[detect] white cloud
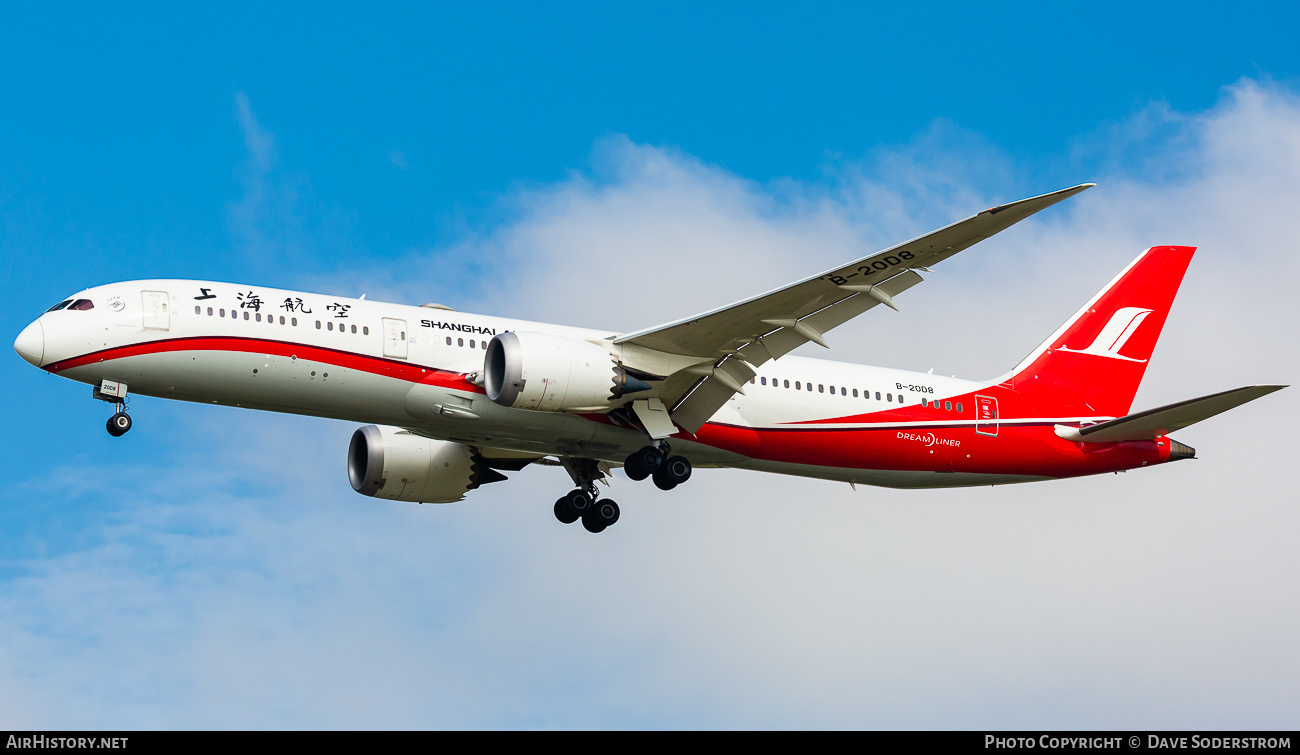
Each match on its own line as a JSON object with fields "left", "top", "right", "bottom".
{"left": 4, "top": 79, "right": 1298, "bottom": 728}
{"left": 226, "top": 92, "right": 310, "bottom": 277}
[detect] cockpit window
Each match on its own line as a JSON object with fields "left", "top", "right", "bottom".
{"left": 45, "top": 300, "right": 73, "bottom": 312}
{"left": 68, "top": 299, "right": 95, "bottom": 311}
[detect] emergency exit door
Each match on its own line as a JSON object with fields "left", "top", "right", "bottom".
{"left": 383, "top": 318, "right": 408, "bottom": 359}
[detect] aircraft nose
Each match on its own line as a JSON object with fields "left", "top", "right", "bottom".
{"left": 14, "top": 320, "right": 44, "bottom": 367}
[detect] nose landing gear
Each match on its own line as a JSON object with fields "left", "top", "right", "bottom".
{"left": 94, "top": 380, "right": 132, "bottom": 437}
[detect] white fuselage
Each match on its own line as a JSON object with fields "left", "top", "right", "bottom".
{"left": 21, "top": 279, "right": 1078, "bottom": 488}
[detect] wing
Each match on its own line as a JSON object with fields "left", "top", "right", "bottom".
{"left": 615, "top": 184, "right": 1094, "bottom": 433}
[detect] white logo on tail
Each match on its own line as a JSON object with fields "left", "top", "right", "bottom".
{"left": 1058, "top": 307, "right": 1153, "bottom": 362}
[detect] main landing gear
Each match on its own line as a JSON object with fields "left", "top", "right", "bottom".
{"left": 623, "top": 444, "right": 692, "bottom": 491}
{"left": 550, "top": 445, "right": 693, "bottom": 534}
{"left": 553, "top": 457, "right": 622, "bottom": 534}
{"left": 94, "top": 380, "right": 133, "bottom": 438}
{"left": 553, "top": 487, "right": 621, "bottom": 534}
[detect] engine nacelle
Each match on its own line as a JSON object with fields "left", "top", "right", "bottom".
{"left": 484, "top": 331, "right": 639, "bottom": 412}
{"left": 348, "top": 425, "right": 491, "bottom": 503}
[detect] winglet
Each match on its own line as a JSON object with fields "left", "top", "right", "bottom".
{"left": 985, "top": 183, "right": 1094, "bottom": 216}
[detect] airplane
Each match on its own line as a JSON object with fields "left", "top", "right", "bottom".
{"left": 13, "top": 184, "right": 1285, "bottom": 533}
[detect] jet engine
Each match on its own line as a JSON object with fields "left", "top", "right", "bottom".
{"left": 348, "top": 425, "right": 504, "bottom": 503}
{"left": 483, "top": 331, "right": 649, "bottom": 412}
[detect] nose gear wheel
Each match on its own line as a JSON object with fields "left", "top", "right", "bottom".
{"left": 106, "top": 410, "right": 132, "bottom": 437}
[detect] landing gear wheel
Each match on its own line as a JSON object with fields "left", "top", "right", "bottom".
{"left": 624, "top": 446, "right": 663, "bottom": 481}
{"left": 581, "top": 511, "right": 607, "bottom": 533}
{"left": 106, "top": 412, "right": 132, "bottom": 437}
{"left": 554, "top": 497, "right": 580, "bottom": 525}
{"left": 661, "top": 455, "right": 691, "bottom": 484}
{"left": 560, "top": 488, "right": 593, "bottom": 517}
{"left": 652, "top": 468, "right": 678, "bottom": 491}
{"left": 592, "top": 499, "right": 620, "bottom": 527}
{"left": 624, "top": 457, "right": 649, "bottom": 481}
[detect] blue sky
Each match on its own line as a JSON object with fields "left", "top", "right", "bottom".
{"left": 3, "top": 3, "right": 1299, "bottom": 728}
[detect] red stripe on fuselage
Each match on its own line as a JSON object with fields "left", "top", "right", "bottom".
{"left": 45, "top": 336, "right": 1168, "bottom": 478}
{"left": 44, "top": 336, "right": 485, "bottom": 392}
{"left": 694, "top": 421, "right": 1169, "bottom": 478}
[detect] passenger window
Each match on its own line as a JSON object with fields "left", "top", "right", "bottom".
{"left": 280, "top": 316, "right": 286, "bottom": 325}
{"left": 243, "top": 312, "right": 249, "bottom": 320}
{"left": 944, "top": 401, "right": 952, "bottom": 411}
{"left": 328, "top": 321, "right": 334, "bottom": 331}
{"left": 921, "top": 398, "right": 928, "bottom": 407}
{"left": 469, "top": 339, "right": 475, "bottom": 348}
{"left": 852, "top": 389, "right": 858, "bottom": 397}
{"left": 351, "top": 324, "right": 357, "bottom": 334}
{"left": 760, "top": 377, "right": 766, "bottom": 386}
{"left": 784, "top": 380, "right": 790, "bottom": 388}
{"left": 255, "top": 313, "right": 261, "bottom": 322}
{"left": 841, "top": 387, "right": 846, "bottom": 396}
{"left": 363, "top": 326, "right": 369, "bottom": 335}
{"left": 446, "top": 337, "right": 452, "bottom": 345}
{"left": 897, "top": 394, "right": 904, "bottom": 404}
{"left": 795, "top": 381, "right": 801, "bottom": 390}
{"left": 956, "top": 403, "right": 963, "bottom": 413}
{"left": 220, "top": 309, "right": 225, "bottom": 317}
{"left": 208, "top": 307, "right": 214, "bottom": 316}
{"left": 818, "top": 384, "right": 824, "bottom": 393}
{"left": 481, "top": 341, "right": 487, "bottom": 349}
{"left": 315, "top": 320, "right": 321, "bottom": 329}
{"left": 292, "top": 317, "right": 298, "bottom": 326}
{"left": 194, "top": 306, "right": 201, "bottom": 314}
{"left": 875, "top": 392, "right": 881, "bottom": 400}
{"left": 458, "top": 338, "right": 464, "bottom": 347}
{"left": 887, "top": 393, "right": 893, "bottom": 402}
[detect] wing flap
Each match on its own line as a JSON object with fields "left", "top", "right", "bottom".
{"left": 1054, "top": 385, "right": 1286, "bottom": 443}
{"left": 667, "top": 270, "right": 926, "bottom": 433}
{"left": 669, "top": 357, "right": 758, "bottom": 434}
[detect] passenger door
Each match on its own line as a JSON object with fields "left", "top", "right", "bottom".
{"left": 383, "top": 318, "right": 408, "bottom": 359}
{"left": 142, "top": 290, "right": 170, "bottom": 331}
{"left": 975, "top": 395, "right": 999, "bottom": 436}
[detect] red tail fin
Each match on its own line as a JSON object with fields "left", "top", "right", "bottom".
{"left": 1001, "top": 246, "right": 1196, "bottom": 417}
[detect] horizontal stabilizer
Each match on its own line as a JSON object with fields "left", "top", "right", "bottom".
{"left": 1055, "top": 385, "right": 1286, "bottom": 443}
